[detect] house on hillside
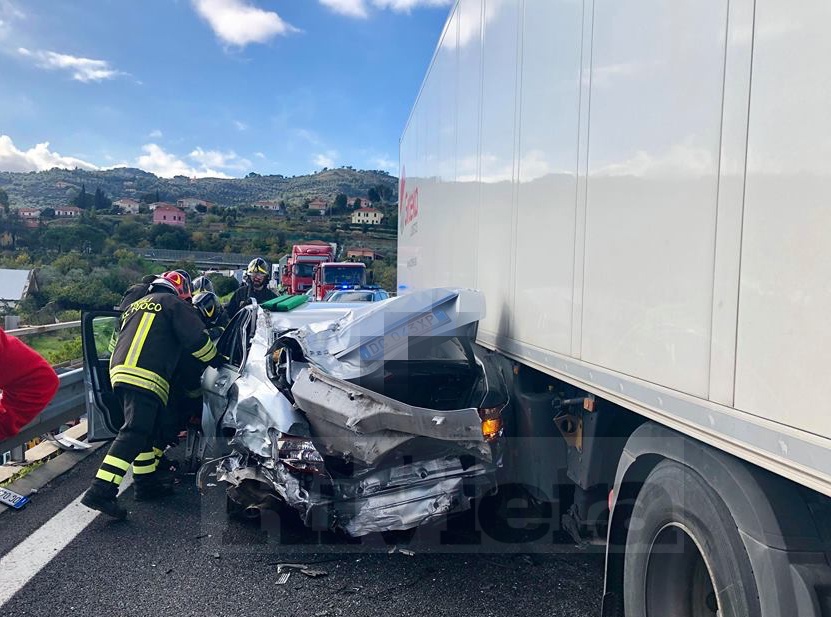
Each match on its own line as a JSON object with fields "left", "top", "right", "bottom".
{"left": 17, "top": 208, "right": 40, "bottom": 220}
{"left": 54, "top": 206, "right": 82, "bottom": 218}
{"left": 0, "top": 268, "right": 37, "bottom": 311}
{"left": 17, "top": 208, "right": 41, "bottom": 228}
{"left": 148, "top": 201, "right": 176, "bottom": 212}
{"left": 346, "top": 248, "right": 383, "bottom": 261}
{"left": 114, "top": 198, "right": 141, "bottom": 214}
{"left": 152, "top": 205, "right": 186, "bottom": 227}
{"left": 253, "top": 200, "right": 284, "bottom": 213}
{"left": 351, "top": 207, "right": 384, "bottom": 225}
{"left": 177, "top": 198, "right": 212, "bottom": 212}
{"left": 308, "top": 198, "right": 328, "bottom": 215}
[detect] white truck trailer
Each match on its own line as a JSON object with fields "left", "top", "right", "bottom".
{"left": 398, "top": 1, "right": 831, "bottom": 614}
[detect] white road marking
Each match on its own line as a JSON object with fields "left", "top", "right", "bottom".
{"left": 0, "top": 476, "right": 133, "bottom": 606}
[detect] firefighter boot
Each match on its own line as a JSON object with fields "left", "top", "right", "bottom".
{"left": 81, "top": 485, "right": 127, "bottom": 520}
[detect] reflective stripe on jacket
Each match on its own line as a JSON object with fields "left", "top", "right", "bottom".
{"left": 109, "top": 291, "right": 216, "bottom": 405}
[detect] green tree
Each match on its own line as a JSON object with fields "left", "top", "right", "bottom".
{"left": 114, "top": 220, "right": 147, "bottom": 245}
{"left": 378, "top": 184, "right": 394, "bottom": 202}
{"left": 52, "top": 253, "right": 88, "bottom": 274}
{"left": 209, "top": 274, "right": 240, "bottom": 297}
{"left": 42, "top": 223, "right": 105, "bottom": 253}
{"left": 352, "top": 198, "right": 362, "bottom": 209}
{"left": 369, "top": 260, "right": 396, "bottom": 292}
{"left": 149, "top": 224, "right": 190, "bottom": 250}
{"left": 52, "top": 277, "right": 120, "bottom": 310}
{"left": 140, "top": 190, "right": 161, "bottom": 204}
{"left": 93, "top": 187, "right": 112, "bottom": 211}
{"left": 334, "top": 193, "right": 348, "bottom": 210}
{"left": 72, "top": 184, "right": 89, "bottom": 209}
{"left": 0, "top": 188, "right": 9, "bottom": 214}
{"left": 368, "top": 187, "right": 381, "bottom": 203}
{"left": 41, "top": 207, "right": 56, "bottom": 219}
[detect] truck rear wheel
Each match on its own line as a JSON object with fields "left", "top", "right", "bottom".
{"left": 623, "top": 460, "right": 761, "bottom": 617}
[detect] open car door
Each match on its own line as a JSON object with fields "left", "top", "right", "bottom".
{"left": 201, "top": 305, "right": 257, "bottom": 453}
{"left": 81, "top": 310, "right": 122, "bottom": 441}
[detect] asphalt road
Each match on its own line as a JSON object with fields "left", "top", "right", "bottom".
{"left": 0, "top": 448, "right": 605, "bottom": 617}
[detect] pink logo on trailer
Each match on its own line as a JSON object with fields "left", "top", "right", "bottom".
{"left": 399, "top": 167, "right": 419, "bottom": 234}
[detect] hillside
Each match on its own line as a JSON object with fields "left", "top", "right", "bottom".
{"left": 0, "top": 166, "right": 398, "bottom": 209}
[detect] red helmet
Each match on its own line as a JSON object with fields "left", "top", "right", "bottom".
{"left": 155, "top": 270, "right": 192, "bottom": 302}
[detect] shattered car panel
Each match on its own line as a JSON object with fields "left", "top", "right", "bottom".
{"left": 279, "top": 288, "right": 487, "bottom": 380}
{"left": 291, "top": 367, "right": 491, "bottom": 467}
{"left": 200, "top": 288, "right": 508, "bottom": 536}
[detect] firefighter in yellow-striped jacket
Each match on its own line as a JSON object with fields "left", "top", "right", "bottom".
{"left": 82, "top": 271, "right": 220, "bottom": 519}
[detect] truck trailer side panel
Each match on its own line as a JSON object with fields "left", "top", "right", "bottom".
{"left": 735, "top": 0, "right": 831, "bottom": 439}
{"left": 398, "top": 0, "right": 831, "bottom": 496}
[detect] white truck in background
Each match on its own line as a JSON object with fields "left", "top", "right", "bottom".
{"left": 398, "top": 1, "right": 831, "bottom": 615}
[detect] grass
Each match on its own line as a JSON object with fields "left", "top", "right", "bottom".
{"left": 20, "top": 317, "right": 116, "bottom": 365}
{"left": 0, "top": 460, "right": 46, "bottom": 488}
{"left": 25, "top": 331, "right": 80, "bottom": 364}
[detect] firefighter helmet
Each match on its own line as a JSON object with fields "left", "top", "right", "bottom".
{"left": 152, "top": 270, "right": 192, "bottom": 302}
{"left": 246, "top": 257, "right": 270, "bottom": 278}
{"left": 192, "top": 275, "right": 214, "bottom": 295}
{"left": 193, "top": 291, "right": 222, "bottom": 328}
{"left": 245, "top": 257, "right": 270, "bottom": 287}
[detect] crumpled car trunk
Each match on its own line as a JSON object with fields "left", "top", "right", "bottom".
{"left": 200, "top": 288, "right": 507, "bottom": 536}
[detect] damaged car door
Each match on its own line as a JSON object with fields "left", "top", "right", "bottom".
{"left": 81, "top": 310, "right": 123, "bottom": 441}
{"left": 201, "top": 305, "right": 257, "bottom": 456}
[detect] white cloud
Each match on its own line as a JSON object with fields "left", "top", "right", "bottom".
{"left": 319, "top": 0, "right": 451, "bottom": 18}
{"left": 188, "top": 147, "right": 251, "bottom": 171}
{"left": 254, "top": 151, "right": 266, "bottom": 159}
{"left": 192, "top": 0, "right": 298, "bottom": 47}
{"left": 0, "top": 0, "right": 23, "bottom": 20}
{"left": 233, "top": 119, "right": 248, "bottom": 131}
{"left": 0, "top": 134, "right": 257, "bottom": 178}
{"left": 138, "top": 143, "right": 232, "bottom": 179}
{"left": 148, "top": 129, "right": 163, "bottom": 139}
{"left": 313, "top": 151, "right": 338, "bottom": 168}
{"left": 372, "top": 0, "right": 452, "bottom": 12}
{"left": 372, "top": 156, "right": 397, "bottom": 172}
{"left": 18, "top": 47, "right": 124, "bottom": 82}
{"left": 320, "top": 0, "right": 367, "bottom": 18}
{"left": 293, "top": 128, "right": 323, "bottom": 146}
{"left": 0, "top": 1, "right": 24, "bottom": 39}
{"left": 0, "top": 134, "right": 99, "bottom": 172}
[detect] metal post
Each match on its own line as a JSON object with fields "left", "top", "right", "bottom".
{"left": 9, "top": 444, "right": 25, "bottom": 464}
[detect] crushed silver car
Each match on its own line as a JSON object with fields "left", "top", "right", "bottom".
{"left": 198, "top": 288, "right": 508, "bottom": 536}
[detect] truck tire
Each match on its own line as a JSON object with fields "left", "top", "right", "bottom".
{"left": 623, "top": 460, "right": 761, "bottom": 617}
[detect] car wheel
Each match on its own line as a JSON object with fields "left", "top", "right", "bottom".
{"left": 623, "top": 460, "right": 761, "bottom": 617}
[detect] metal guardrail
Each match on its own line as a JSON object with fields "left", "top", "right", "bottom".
{"left": 2, "top": 318, "right": 86, "bottom": 462}
{"left": 0, "top": 368, "right": 87, "bottom": 462}
{"left": 5, "top": 320, "right": 82, "bottom": 337}
{"left": 127, "top": 247, "right": 258, "bottom": 268}
{"left": 5, "top": 368, "right": 86, "bottom": 452}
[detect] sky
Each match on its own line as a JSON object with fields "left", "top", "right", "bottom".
{"left": 0, "top": 0, "right": 453, "bottom": 178}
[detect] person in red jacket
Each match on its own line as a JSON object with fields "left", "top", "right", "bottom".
{"left": 0, "top": 328, "right": 60, "bottom": 440}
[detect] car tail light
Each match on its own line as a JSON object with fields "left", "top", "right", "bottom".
{"left": 277, "top": 436, "right": 325, "bottom": 474}
{"left": 478, "top": 405, "right": 505, "bottom": 442}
